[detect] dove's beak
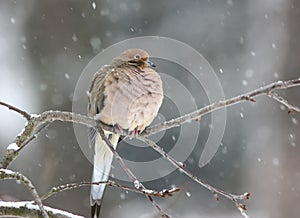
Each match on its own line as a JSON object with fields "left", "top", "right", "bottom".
{"left": 146, "top": 59, "right": 156, "bottom": 67}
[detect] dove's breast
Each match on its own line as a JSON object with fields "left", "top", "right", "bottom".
{"left": 98, "top": 66, "right": 163, "bottom": 132}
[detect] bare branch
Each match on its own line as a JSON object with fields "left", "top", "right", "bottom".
{"left": 267, "top": 91, "right": 300, "bottom": 113}
{"left": 137, "top": 136, "right": 250, "bottom": 217}
{"left": 143, "top": 78, "right": 300, "bottom": 136}
{"left": 41, "top": 180, "right": 180, "bottom": 201}
{"left": 0, "top": 169, "right": 49, "bottom": 218}
{"left": 0, "top": 101, "right": 31, "bottom": 121}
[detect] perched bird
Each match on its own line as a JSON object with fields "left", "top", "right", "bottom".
{"left": 87, "top": 49, "right": 163, "bottom": 218}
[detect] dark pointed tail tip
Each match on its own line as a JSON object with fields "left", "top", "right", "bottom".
{"left": 91, "top": 203, "right": 101, "bottom": 218}
{"left": 91, "top": 198, "right": 102, "bottom": 218}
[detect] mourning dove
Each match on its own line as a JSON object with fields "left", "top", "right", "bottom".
{"left": 88, "top": 49, "right": 163, "bottom": 218}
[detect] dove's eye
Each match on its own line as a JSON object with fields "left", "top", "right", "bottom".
{"left": 134, "top": 54, "right": 141, "bottom": 59}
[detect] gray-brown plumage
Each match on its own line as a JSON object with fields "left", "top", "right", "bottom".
{"left": 88, "top": 49, "right": 163, "bottom": 218}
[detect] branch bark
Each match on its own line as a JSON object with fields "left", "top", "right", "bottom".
{"left": 41, "top": 180, "right": 180, "bottom": 201}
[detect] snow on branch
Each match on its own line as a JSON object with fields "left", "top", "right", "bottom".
{"left": 0, "top": 201, "right": 84, "bottom": 218}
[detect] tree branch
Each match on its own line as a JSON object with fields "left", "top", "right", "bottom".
{"left": 267, "top": 91, "right": 300, "bottom": 114}
{"left": 0, "top": 102, "right": 31, "bottom": 121}
{"left": 0, "top": 169, "right": 48, "bottom": 218}
{"left": 41, "top": 180, "right": 180, "bottom": 201}
{"left": 143, "top": 78, "right": 300, "bottom": 136}
{"left": 1, "top": 78, "right": 300, "bottom": 217}
{"left": 137, "top": 136, "right": 250, "bottom": 217}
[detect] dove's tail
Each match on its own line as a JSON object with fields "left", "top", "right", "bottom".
{"left": 90, "top": 130, "right": 119, "bottom": 218}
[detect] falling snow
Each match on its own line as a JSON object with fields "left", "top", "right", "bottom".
{"left": 10, "top": 17, "right": 16, "bottom": 24}
{"left": 291, "top": 117, "right": 298, "bottom": 125}
{"left": 240, "top": 113, "right": 244, "bottom": 118}
{"left": 219, "top": 68, "right": 223, "bottom": 74}
{"left": 186, "top": 192, "right": 191, "bottom": 197}
{"left": 242, "top": 80, "right": 248, "bottom": 86}
{"left": 120, "top": 193, "right": 126, "bottom": 200}
{"left": 250, "top": 51, "right": 256, "bottom": 56}
{"left": 90, "top": 37, "right": 102, "bottom": 51}
{"left": 72, "top": 34, "right": 78, "bottom": 42}
{"left": 272, "top": 158, "right": 279, "bottom": 166}
{"left": 64, "top": 73, "right": 70, "bottom": 79}
{"left": 92, "top": 2, "right": 96, "bottom": 9}
{"left": 245, "top": 69, "right": 254, "bottom": 78}
{"left": 289, "top": 133, "right": 296, "bottom": 147}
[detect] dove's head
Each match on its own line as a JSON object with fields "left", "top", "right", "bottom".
{"left": 112, "top": 49, "right": 155, "bottom": 68}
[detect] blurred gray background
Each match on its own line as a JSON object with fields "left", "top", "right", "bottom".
{"left": 0, "top": 0, "right": 300, "bottom": 217}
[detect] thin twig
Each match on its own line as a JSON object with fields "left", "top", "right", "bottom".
{"left": 41, "top": 180, "right": 180, "bottom": 201}
{"left": 143, "top": 78, "right": 300, "bottom": 136}
{"left": 137, "top": 136, "right": 250, "bottom": 217}
{"left": 0, "top": 169, "right": 49, "bottom": 218}
{"left": 267, "top": 91, "right": 300, "bottom": 114}
{"left": 0, "top": 102, "right": 31, "bottom": 121}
